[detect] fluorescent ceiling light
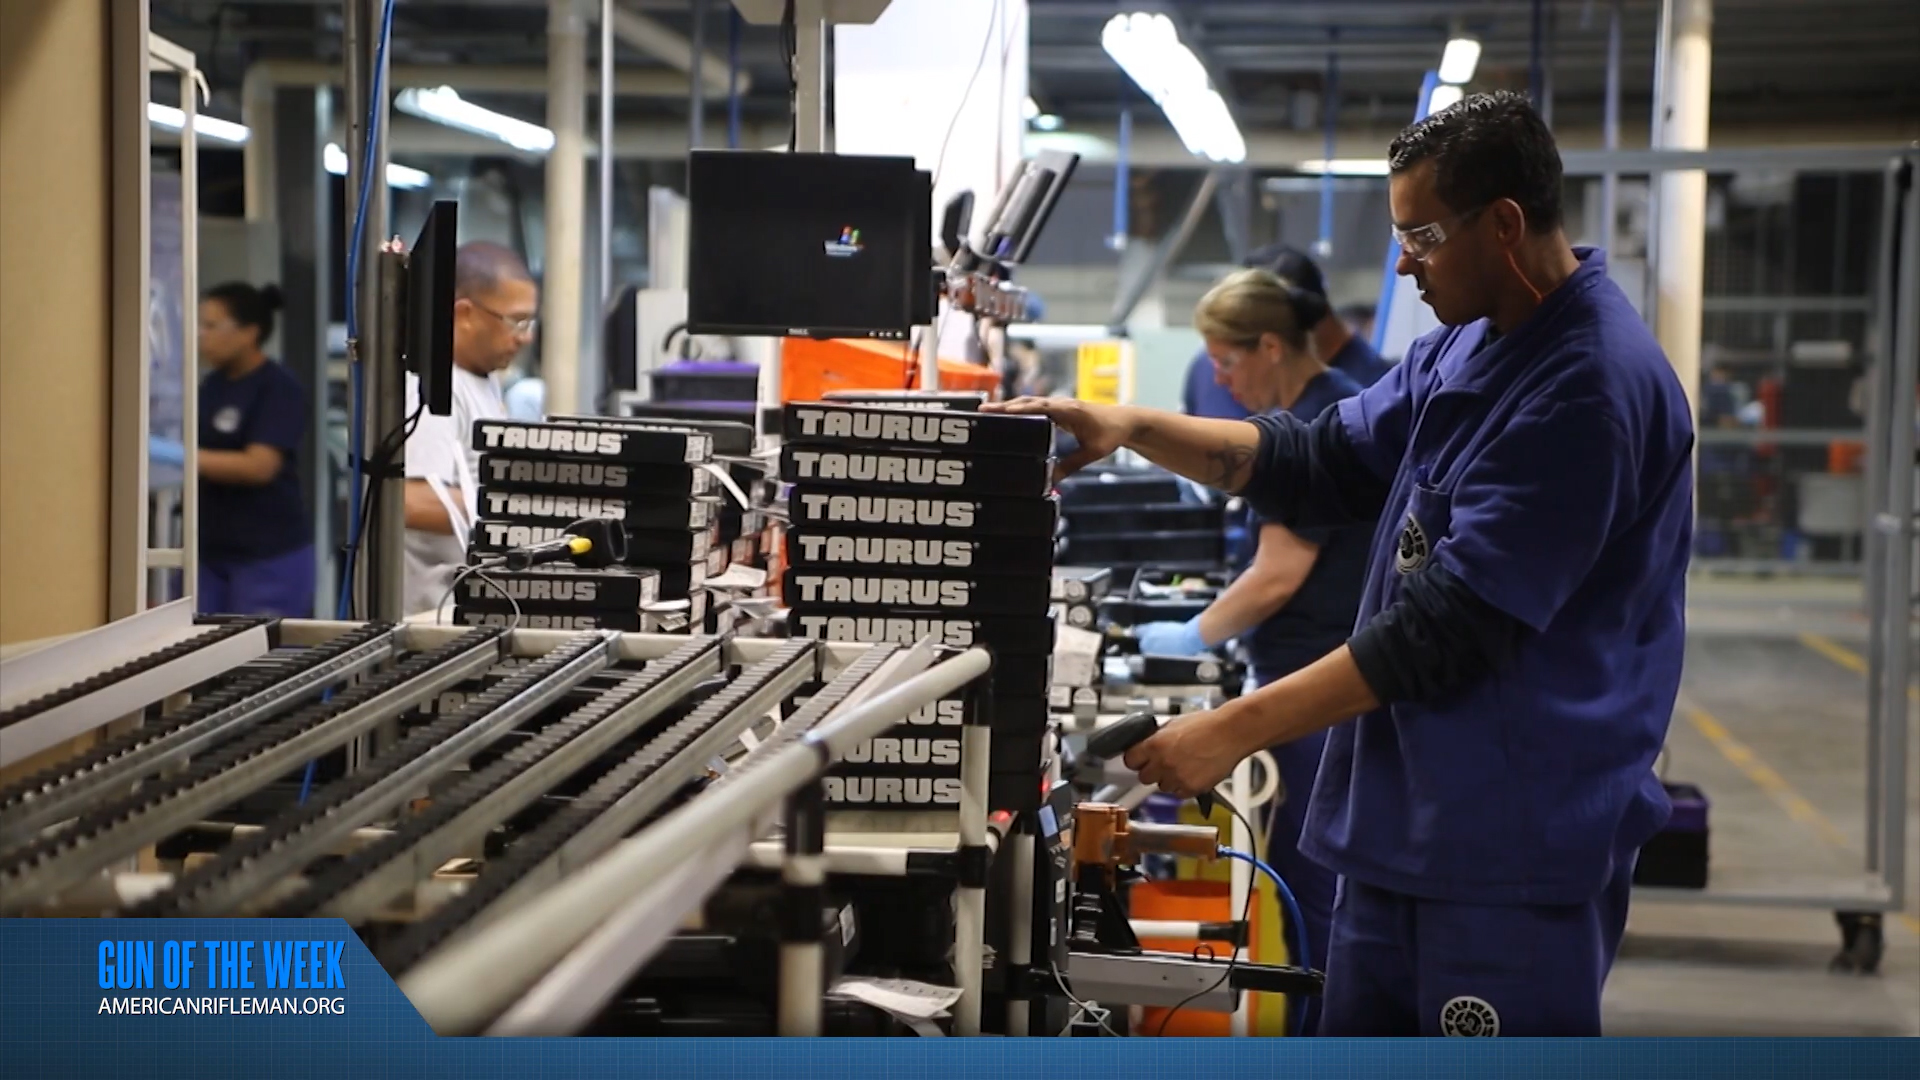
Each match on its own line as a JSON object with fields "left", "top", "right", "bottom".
{"left": 1102, "top": 13, "right": 1245, "bottom": 164}
{"left": 395, "top": 86, "right": 554, "bottom": 154}
{"left": 1296, "top": 158, "right": 1390, "bottom": 176}
{"left": 1439, "top": 37, "right": 1481, "bottom": 84}
{"left": 147, "top": 102, "right": 250, "bottom": 144}
{"left": 324, "top": 143, "right": 433, "bottom": 190}
{"left": 1428, "top": 84, "right": 1465, "bottom": 112}
{"left": 1032, "top": 113, "right": 1064, "bottom": 131}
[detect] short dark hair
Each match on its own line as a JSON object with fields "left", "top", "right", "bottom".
{"left": 1387, "top": 90, "right": 1564, "bottom": 234}
{"left": 1241, "top": 245, "right": 1330, "bottom": 329}
{"left": 454, "top": 241, "right": 534, "bottom": 299}
{"left": 1242, "top": 244, "right": 1326, "bottom": 298}
{"left": 204, "top": 282, "right": 284, "bottom": 345}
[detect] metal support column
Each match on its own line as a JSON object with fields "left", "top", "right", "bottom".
{"left": 756, "top": 0, "right": 832, "bottom": 423}
{"left": 1645, "top": 0, "right": 1675, "bottom": 329}
{"left": 1653, "top": 0, "right": 1712, "bottom": 411}
{"left": 1006, "top": 817, "right": 1036, "bottom": 1037}
{"left": 690, "top": 0, "right": 708, "bottom": 149}
{"left": 1870, "top": 157, "right": 1918, "bottom": 913}
{"left": 1601, "top": 0, "right": 1623, "bottom": 259}
{"left": 344, "top": 0, "right": 392, "bottom": 621}
{"left": 953, "top": 676, "right": 993, "bottom": 1038}
{"left": 599, "top": 0, "right": 615, "bottom": 323}
{"left": 545, "top": 0, "right": 588, "bottom": 421}
{"left": 365, "top": 252, "right": 407, "bottom": 623}
{"left": 275, "top": 87, "right": 334, "bottom": 617}
{"left": 777, "top": 780, "right": 827, "bottom": 1036}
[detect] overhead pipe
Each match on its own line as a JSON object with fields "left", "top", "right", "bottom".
{"left": 1107, "top": 169, "right": 1223, "bottom": 332}
{"left": 240, "top": 57, "right": 749, "bottom": 217}
{"left": 1318, "top": 43, "right": 1338, "bottom": 259}
{"left": 727, "top": 7, "right": 742, "bottom": 148}
{"left": 242, "top": 58, "right": 746, "bottom": 100}
{"left": 1110, "top": 106, "right": 1131, "bottom": 252}
{"left": 689, "top": 0, "right": 707, "bottom": 149}
{"left": 608, "top": 4, "right": 735, "bottom": 96}
{"left": 1531, "top": 0, "right": 1546, "bottom": 108}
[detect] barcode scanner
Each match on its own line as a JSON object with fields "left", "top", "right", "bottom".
{"left": 1084, "top": 711, "right": 1216, "bottom": 817}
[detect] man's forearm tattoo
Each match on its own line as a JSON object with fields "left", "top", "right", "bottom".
{"left": 1204, "top": 441, "right": 1256, "bottom": 492}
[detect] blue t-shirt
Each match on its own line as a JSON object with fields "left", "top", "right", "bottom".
{"left": 1270, "top": 248, "right": 1695, "bottom": 906}
{"left": 199, "top": 361, "right": 310, "bottom": 562}
{"left": 1239, "top": 369, "right": 1369, "bottom": 683}
{"left": 1326, "top": 335, "right": 1394, "bottom": 388}
{"left": 1181, "top": 352, "right": 1250, "bottom": 420}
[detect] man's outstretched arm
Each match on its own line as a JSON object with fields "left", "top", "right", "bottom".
{"left": 987, "top": 397, "right": 1392, "bottom": 527}
{"left": 985, "top": 398, "right": 1264, "bottom": 491}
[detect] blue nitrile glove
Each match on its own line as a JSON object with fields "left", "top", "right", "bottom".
{"left": 1135, "top": 617, "right": 1208, "bottom": 656}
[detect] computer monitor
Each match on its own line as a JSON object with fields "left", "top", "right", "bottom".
{"left": 687, "top": 151, "right": 929, "bottom": 340}
{"left": 404, "top": 200, "right": 458, "bottom": 416}
{"left": 981, "top": 149, "right": 1078, "bottom": 266}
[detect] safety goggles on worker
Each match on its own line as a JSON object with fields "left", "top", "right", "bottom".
{"left": 1392, "top": 205, "right": 1487, "bottom": 261}
{"left": 470, "top": 298, "right": 540, "bottom": 337}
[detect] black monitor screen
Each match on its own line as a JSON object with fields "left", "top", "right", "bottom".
{"left": 687, "top": 151, "right": 923, "bottom": 340}
{"left": 405, "top": 199, "right": 458, "bottom": 416}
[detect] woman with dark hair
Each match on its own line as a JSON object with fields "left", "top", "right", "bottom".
{"left": 196, "top": 282, "right": 314, "bottom": 617}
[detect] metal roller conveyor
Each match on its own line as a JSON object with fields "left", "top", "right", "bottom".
{"left": 0, "top": 622, "right": 399, "bottom": 851}
{"left": 263, "top": 636, "right": 730, "bottom": 932}
{"left": 482, "top": 642, "right": 923, "bottom": 1035}
{"left": 0, "top": 627, "right": 506, "bottom": 914}
{"left": 705, "top": 642, "right": 907, "bottom": 794}
{"left": 0, "top": 610, "right": 1020, "bottom": 1035}
{"left": 127, "top": 632, "right": 615, "bottom": 918}
{"left": 369, "top": 638, "right": 821, "bottom": 967}
{"left": 0, "top": 613, "right": 277, "bottom": 770}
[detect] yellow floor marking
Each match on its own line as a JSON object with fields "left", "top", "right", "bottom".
{"left": 1680, "top": 702, "right": 1920, "bottom": 937}
{"left": 1798, "top": 632, "right": 1920, "bottom": 703}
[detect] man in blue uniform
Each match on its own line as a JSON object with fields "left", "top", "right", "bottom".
{"left": 1181, "top": 246, "right": 1392, "bottom": 421}
{"left": 990, "top": 91, "right": 1694, "bottom": 1036}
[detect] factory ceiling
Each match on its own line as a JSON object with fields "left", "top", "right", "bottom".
{"left": 151, "top": 0, "right": 1920, "bottom": 142}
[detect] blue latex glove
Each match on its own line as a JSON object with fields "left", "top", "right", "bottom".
{"left": 1135, "top": 617, "right": 1208, "bottom": 656}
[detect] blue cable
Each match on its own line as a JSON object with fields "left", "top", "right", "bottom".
{"left": 309, "top": 0, "right": 396, "bottom": 806}
{"left": 1218, "top": 845, "right": 1312, "bottom": 1038}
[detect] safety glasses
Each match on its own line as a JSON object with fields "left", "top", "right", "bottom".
{"left": 1392, "top": 205, "right": 1487, "bottom": 261}
{"left": 467, "top": 298, "right": 540, "bottom": 337}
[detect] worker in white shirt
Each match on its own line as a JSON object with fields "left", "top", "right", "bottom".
{"left": 403, "top": 241, "right": 539, "bottom": 616}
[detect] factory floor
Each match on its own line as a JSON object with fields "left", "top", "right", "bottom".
{"left": 1602, "top": 575, "right": 1920, "bottom": 1036}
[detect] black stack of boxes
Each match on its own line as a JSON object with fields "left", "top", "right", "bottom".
{"left": 583, "top": 414, "right": 773, "bottom": 579}
{"left": 1056, "top": 467, "right": 1225, "bottom": 586}
{"left": 779, "top": 401, "right": 1059, "bottom": 813}
{"left": 457, "top": 418, "right": 725, "bottom": 632}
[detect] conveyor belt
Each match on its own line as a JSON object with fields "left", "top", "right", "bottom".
{"left": 215, "top": 636, "right": 725, "bottom": 926}
{"left": 278, "top": 638, "right": 771, "bottom": 926}
{"left": 373, "top": 639, "right": 821, "bottom": 972}
{"left": 707, "top": 643, "right": 901, "bottom": 794}
{"left": 0, "top": 627, "right": 503, "bottom": 914}
{"left": 126, "top": 632, "right": 613, "bottom": 918}
{"left": 0, "top": 623, "right": 397, "bottom": 851}
{"left": 0, "top": 619, "right": 269, "bottom": 730}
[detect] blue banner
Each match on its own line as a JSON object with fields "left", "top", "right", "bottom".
{"left": 3, "top": 920, "right": 1913, "bottom": 1078}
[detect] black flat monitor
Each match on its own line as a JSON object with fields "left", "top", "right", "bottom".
{"left": 687, "top": 151, "right": 928, "bottom": 340}
{"left": 404, "top": 200, "right": 458, "bottom": 416}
